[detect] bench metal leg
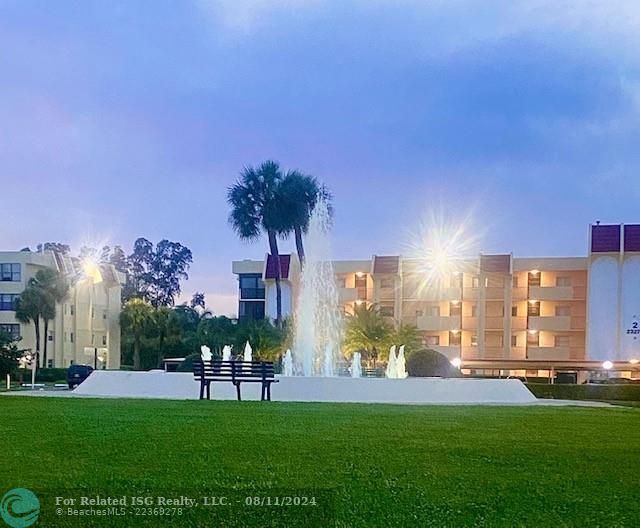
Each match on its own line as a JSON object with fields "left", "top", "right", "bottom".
{"left": 235, "top": 382, "right": 242, "bottom": 401}
{"left": 206, "top": 382, "right": 211, "bottom": 401}
{"left": 267, "top": 382, "right": 272, "bottom": 401}
{"left": 261, "top": 383, "right": 266, "bottom": 401}
{"left": 199, "top": 382, "right": 205, "bottom": 400}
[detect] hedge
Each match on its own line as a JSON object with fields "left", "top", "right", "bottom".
{"left": 526, "top": 383, "right": 640, "bottom": 402}
{"left": 16, "top": 368, "right": 67, "bottom": 383}
{"left": 406, "top": 349, "right": 462, "bottom": 378}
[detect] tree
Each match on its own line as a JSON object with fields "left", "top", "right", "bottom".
{"left": 0, "top": 330, "right": 23, "bottom": 379}
{"left": 123, "top": 238, "right": 193, "bottom": 307}
{"left": 108, "top": 245, "right": 128, "bottom": 273}
{"left": 228, "top": 160, "right": 287, "bottom": 326}
{"left": 15, "top": 285, "right": 46, "bottom": 367}
{"left": 233, "top": 319, "right": 284, "bottom": 362}
{"left": 120, "top": 298, "right": 155, "bottom": 370}
{"left": 197, "top": 316, "right": 238, "bottom": 357}
{"left": 37, "top": 242, "right": 70, "bottom": 255}
{"left": 406, "top": 349, "right": 461, "bottom": 378}
{"left": 30, "top": 269, "right": 69, "bottom": 367}
{"left": 190, "top": 292, "right": 206, "bottom": 310}
{"left": 343, "top": 304, "right": 393, "bottom": 367}
{"left": 391, "top": 324, "right": 422, "bottom": 355}
{"left": 153, "top": 306, "right": 180, "bottom": 368}
{"left": 278, "top": 171, "right": 332, "bottom": 267}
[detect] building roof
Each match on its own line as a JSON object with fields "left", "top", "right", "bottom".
{"left": 624, "top": 224, "right": 640, "bottom": 252}
{"left": 265, "top": 254, "right": 291, "bottom": 280}
{"left": 591, "top": 224, "right": 621, "bottom": 253}
{"left": 373, "top": 255, "right": 400, "bottom": 274}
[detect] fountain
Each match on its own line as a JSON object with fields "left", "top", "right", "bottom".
{"left": 351, "top": 352, "right": 362, "bottom": 378}
{"left": 292, "top": 198, "right": 342, "bottom": 375}
{"left": 200, "top": 345, "right": 212, "bottom": 361}
{"left": 282, "top": 349, "right": 293, "bottom": 376}
{"left": 243, "top": 341, "right": 252, "bottom": 362}
{"left": 222, "top": 345, "right": 232, "bottom": 362}
{"left": 396, "top": 345, "right": 407, "bottom": 379}
{"left": 386, "top": 345, "right": 397, "bottom": 378}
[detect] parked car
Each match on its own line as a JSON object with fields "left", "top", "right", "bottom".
{"left": 67, "top": 365, "right": 94, "bottom": 389}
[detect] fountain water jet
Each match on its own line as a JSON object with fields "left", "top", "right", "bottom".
{"left": 222, "top": 345, "right": 232, "bottom": 362}
{"left": 396, "top": 345, "right": 408, "bottom": 378}
{"left": 292, "top": 199, "right": 342, "bottom": 376}
{"left": 351, "top": 352, "right": 362, "bottom": 378}
{"left": 386, "top": 345, "right": 397, "bottom": 378}
{"left": 282, "top": 349, "right": 293, "bottom": 376}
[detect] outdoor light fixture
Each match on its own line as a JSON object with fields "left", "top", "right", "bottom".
{"left": 530, "top": 269, "right": 540, "bottom": 275}
{"left": 630, "top": 359, "right": 639, "bottom": 364}
{"left": 355, "top": 271, "right": 365, "bottom": 277}
{"left": 528, "top": 329, "right": 537, "bottom": 335}
{"left": 602, "top": 360, "right": 613, "bottom": 370}
{"left": 528, "top": 299, "right": 539, "bottom": 304}
{"left": 451, "top": 300, "right": 460, "bottom": 305}
{"left": 451, "top": 329, "right": 460, "bottom": 334}
{"left": 450, "top": 357, "right": 462, "bottom": 368}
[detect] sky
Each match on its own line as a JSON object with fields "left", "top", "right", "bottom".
{"left": 2, "top": 1, "right": 640, "bottom": 316}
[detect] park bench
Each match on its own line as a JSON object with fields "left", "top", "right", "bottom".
{"left": 193, "top": 360, "right": 278, "bottom": 401}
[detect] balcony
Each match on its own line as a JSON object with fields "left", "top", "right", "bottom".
{"left": 484, "top": 346, "right": 506, "bottom": 359}
{"left": 416, "top": 315, "right": 460, "bottom": 331}
{"left": 431, "top": 345, "right": 460, "bottom": 360}
{"left": 527, "top": 347, "right": 570, "bottom": 360}
{"left": 485, "top": 316, "right": 505, "bottom": 330}
{"left": 485, "top": 287, "right": 506, "bottom": 300}
{"left": 462, "top": 316, "right": 478, "bottom": 329}
{"left": 377, "top": 287, "right": 396, "bottom": 300}
{"left": 512, "top": 317, "right": 527, "bottom": 330}
{"left": 338, "top": 287, "right": 357, "bottom": 303}
{"left": 510, "top": 347, "right": 527, "bottom": 360}
{"left": 512, "top": 287, "right": 528, "bottom": 301}
{"left": 528, "top": 285, "right": 586, "bottom": 301}
{"left": 528, "top": 316, "right": 571, "bottom": 332}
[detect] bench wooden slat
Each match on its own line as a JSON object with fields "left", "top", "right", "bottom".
{"left": 192, "top": 359, "right": 277, "bottom": 401}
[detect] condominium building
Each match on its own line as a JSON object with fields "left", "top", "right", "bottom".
{"left": 232, "top": 223, "right": 640, "bottom": 380}
{"left": 0, "top": 250, "right": 124, "bottom": 369}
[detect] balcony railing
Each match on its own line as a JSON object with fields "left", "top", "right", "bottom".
{"left": 240, "top": 288, "right": 266, "bottom": 300}
{"left": 528, "top": 286, "right": 585, "bottom": 301}
{"left": 527, "top": 347, "right": 570, "bottom": 360}
{"left": 528, "top": 316, "right": 571, "bottom": 332}
{"left": 416, "top": 315, "right": 460, "bottom": 332}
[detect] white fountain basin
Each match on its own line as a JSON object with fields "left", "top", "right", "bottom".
{"left": 73, "top": 371, "right": 536, "bottom": 404}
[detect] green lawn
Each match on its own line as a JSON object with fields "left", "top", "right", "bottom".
{"left": 1, "top": 397, "right": 639, "bottom": 527}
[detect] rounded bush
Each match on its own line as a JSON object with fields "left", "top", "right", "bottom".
{"left": 177, "top": 353, "right": 200, "bottom": 372}
{"left": 406, "top": 349, "right": 461, "bottom": 378}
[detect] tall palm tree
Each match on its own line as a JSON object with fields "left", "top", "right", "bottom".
{"left": 278, "top": 171, "right": 332, "bottom": 267}
{"left": 15, "top": 285, "right": 45, "bottom": 367}
{"left": 120, "top": 298, "right": 155, "bottom": 370}
{"left": 343, "top": 304, "right": 393, "bottom": 367}
{"left": 31, "top": 269, "right": 69, "bottom": 367}
{"left": 228, "top": 160, "right": 287, "bottom": 326}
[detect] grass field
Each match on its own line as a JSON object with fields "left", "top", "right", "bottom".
{"left": 1, "top": 397, "right": 639, "bottom": 527}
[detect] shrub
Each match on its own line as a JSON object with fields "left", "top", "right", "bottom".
{"left": 526, "top": 383, "right": 640, "bottom": 402}
{"left": 177, "top": 353, "right": 200, "bottom": 373}
{"left": 406, "top": 349, "right": 461, "bottom": 378}
{"left": 16, "top": 368, "right": 68, "bottom": 383}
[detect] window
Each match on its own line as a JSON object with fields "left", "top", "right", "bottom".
{"left": 102, "top": 335, "right": 108, "bottom": 346}
{"left": 0, "top": 324, "right": 20, "bottom": 339}
{"left": 512, "top": 305, "right": 518, "bottom": 317}
{"left": 380, "top": 278, "right": 393, "bottom": 288}
{"left": 556, "top": 276, "right": 571, "bottom": 287}
{"left": 70, "top": 332, "right": 74, "bottom": 343}
{"left": 239, "top": 274, "right": 266, "bottom": 300}
{"left": 554, "top": 335, "right": 570, "bottom": 347}
{"left": 70, "top": 305, "right": 75, "bottom": 316}
{"left": 471, "top": 276, "right": 480, "bottom": 288}
{"left": 512, "top": 275, "right": 519, "bottom": 288}
{"left": 427, "top": 305, "right": 440, "bottom": 317}
{"left": 91, "top": 307, "right": 95, "bottom": 319}
{"left": 355, "top": 274, "right": 368, "bottom": 300}
{"left": 239, "top": 300, "right": 266, "bottom": 320}
{"left": 47, "top": 359, "right": 53, "bottom": 368}
{"left": 528, "top": 272, "right": 541, "bottom": 287}
{"left": 379, "top": 305, "right": 394, "bottom": 317}
{"left": 0, "top": 263, "right": 21, "bottom": 282}
{"left": 527, "top": 302, "right": 540, "bottom": 317}
{"left": 103, "top": 311, "right": 107, "bottom": 320}
{"left": 527, "top": 332, "right": 539, "bottom": 346}
{"left": 555, "top": 305, "right": 571, "bottom": 316}
{"left": 449, "top": 331, "right": 461, "bottom": 346}
{"left": 471, "top": 335, "right": 478, "bottom": 346}
{"left": 511, "top": 334, "right": 518, "bottom": 346}
{"left": 337, "top": 277, "right": 346, "bottom": 289}
{"left": 425, "top": 335, "right": 440, "bottom": 346}
{"left": 0, "top": 294, "right": 19, "bottom": 311}
{"left": 449, "top": 302, "right": 461, "bottom": 316}
{"left": 48, "top": 332, "right": 54, "bottom": 342}
{"left": 471, "top": 304, "right": 478, "bottom": 317}
{"left": 92, "top": 334, "right": 95, "bottom": 345}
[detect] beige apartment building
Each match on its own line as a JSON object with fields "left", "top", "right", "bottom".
{"left": 233, "top": 223, "right": 640, "bottom": 380}
{"left": 0, "top": 250, "right": 124, "bottom": 369}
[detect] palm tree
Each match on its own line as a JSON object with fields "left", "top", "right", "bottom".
{"left": 15, "top": 285, "right": 46, "bottom": 367}
{"left": 391, "top": 324, "right": 422, "bottom": 355}
{"left": 343, "top": 304, "right": 393, "bottom": 367}
{"left": 31, "top": 269, "right": 69, "bottom": 366}
{"left": 120, "top": 298, "right": 155, "bottom": 370}
{"left": 228, "top": 160, "right": 287, "bottom": 326}
{"left": 278, "top": 171, "right": 332, "bottom": 267}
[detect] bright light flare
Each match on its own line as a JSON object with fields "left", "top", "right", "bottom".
{"left": 602, "top": 360, "right": 613, "bottom": 370}
{"left": 405, "top": 209, "right": 482, "bottom": 296}
{"left": 450, "top": 357, "right": 462, "bottom": 368}
{"left": 82, "top": 257, "right": 103, "bottom": 284}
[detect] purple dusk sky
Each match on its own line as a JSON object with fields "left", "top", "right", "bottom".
{"left": 3, "top": 1, "right": 640, "bottom": 315}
